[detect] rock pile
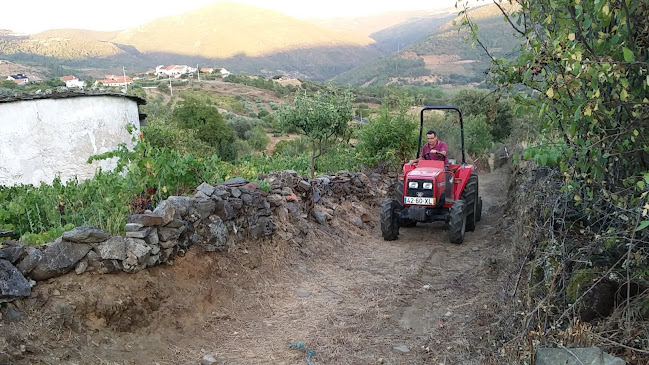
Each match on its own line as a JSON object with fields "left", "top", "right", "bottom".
{"left": 0, "top": 171, "right": 395, "bottom": 303}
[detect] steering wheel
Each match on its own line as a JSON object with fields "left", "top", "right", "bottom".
{"left": 423, "top": 150, "right": 446, "bottom": 160}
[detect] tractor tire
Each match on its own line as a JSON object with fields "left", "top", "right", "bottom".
{"left": 448, "top": 200, "right": 467, "bottom": 244}
{"left": 380, "top": 199, "right": 400, "bottom": 241}
{"left": 395, "top": 178, "right": 405, "bottom": 202}
{"left": 461, "top": 174, "right": 479, "bottom": 232}
{"left": 476, "top": 197, "right": 483, "bottom": 222}
{"left": 395, "top": 179, "right": 417, "bottom": 227}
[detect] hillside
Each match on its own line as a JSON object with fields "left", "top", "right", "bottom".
{"left": 0, "top": 2, "right": 387, "bottom": 81}
{"left": 32, "top": 29, "right": 120, "bottom": 42}
{"left": 309, "top": 10, "right": 445, "bottom": 37}
{"left": 0, "top": 60, "right": 47, "bottom": 81}
{"left": 0, "top": 37, "right": 122, "bottom": 60}
{"left": 112, "top": 2, "right": 375, "bottom": 58}
{"left": 369, "top": 11, "right": 458, "bottom": 53}
{"left": 330, "top": 3, "right": 521, "bottom": 87}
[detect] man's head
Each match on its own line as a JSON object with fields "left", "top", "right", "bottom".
{"left": 426, "top": 130, "right": 438, "bottom": 146}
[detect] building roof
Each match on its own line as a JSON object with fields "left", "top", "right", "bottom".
{"left": 60, "top": 75, "right": 78, "bottom": 82}
{"left": 98, "top": 76, "right": 132, "bottom": 84}
{"left": 0, "top": 90, "right": 146, "bottom": 105}
{"left": 9, "top": 74, "right": 27, "bottom": 79}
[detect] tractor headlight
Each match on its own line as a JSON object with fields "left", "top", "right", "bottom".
{"left": 423, "top": 182, "right": 433, "bottom": 190}
{"left": 408, "top": 181, "right": 419, "bottom": 189}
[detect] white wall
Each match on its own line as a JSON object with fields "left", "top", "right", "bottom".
{"left": 0, "top": 95, "right": 140, "bottom": 186}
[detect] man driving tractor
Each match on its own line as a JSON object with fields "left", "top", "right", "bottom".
{"left": 408, "top": 130, "right": 447, "bottom": 165}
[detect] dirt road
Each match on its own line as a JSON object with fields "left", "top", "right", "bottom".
{"left": 5, "top": 169, "right": 517, "bottom": 364}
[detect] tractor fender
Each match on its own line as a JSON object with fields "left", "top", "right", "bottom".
{"left": 452, "top": 165, "right": 476, "bottom": 201}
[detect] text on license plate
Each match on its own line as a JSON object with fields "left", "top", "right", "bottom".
{"left": 404, "top": 197, "right": 435, "bottom": 205}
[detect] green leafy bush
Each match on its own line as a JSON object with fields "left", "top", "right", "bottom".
{"left": 273, "top": 138, "right": 310, "bottom": 157}
{"left": 355, "top": 99, "right": 418, "bottom": 170}
{"left": 245, "top": 126, "right": 270, "bottom": 151}
{"left": 172, "top": 97, "right": 236, "bottom": 161}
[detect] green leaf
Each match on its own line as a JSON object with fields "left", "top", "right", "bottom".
{"left": 622, "top": 47, "right": 635, "bottom": 62}
{"left": 539, "top": 154, "right": 548, "bottom": 166}
{"left": 636, "top": 221, "right": 649, "bottom": 231}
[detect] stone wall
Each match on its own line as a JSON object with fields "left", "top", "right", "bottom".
{"left": 0, "top": 171, "right": 393, "bottom": 303}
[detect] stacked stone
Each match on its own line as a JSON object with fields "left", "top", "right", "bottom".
{"left": 0, "top": 172, "right": 394, "bottom": 303}
{"left": 122, "top": 213, "right": 170, "bottom": 273}
{"left": 152, "top": 181, "right": 276, "bottom": 252}
{"left": 267, "top": 170, "right": 390, "bottom": 207}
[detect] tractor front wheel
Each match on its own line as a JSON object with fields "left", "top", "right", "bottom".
{"left": 461, "top": 174, "right": 479, "bottom": 232}
{"left": 448, "top": 200, "right": 466, "bottom": 244}
{"left": 380, "top": 199, "right": 400, "bottom": 241}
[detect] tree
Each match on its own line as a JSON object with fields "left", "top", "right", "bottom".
{"left": 460, "top": 0, "right": 649, "bottom": 354}
{"left": 278, "top": 89, "right": 354, "bottom": 177}
{"left": 356, "top": 95, "right": 418, "bottom": 170}
{"left": 0, "top": 80, "right": 18, "bottom": 89}
{"left": 172, "top": 96, "right": 236, "bottom": 161}
{"left": 84, "top": 76, "right": 95, "bottom": 88}
{"left": 44, "top": 78, "right": 65, "bottom": 88}
{"left": 450, "top": 89, "right": 513, "bottom": 142}
{"left": 459, "top": 0, "right": 648, "bottom": 182}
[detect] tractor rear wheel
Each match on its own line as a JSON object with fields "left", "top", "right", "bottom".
{"left": 448, "top": 200, "right": 466, "bottom": 244}
{"left": 461, "top": 174, "right": 479, "bottom": 232}
{"left": 380, "top": 199, "right": 400, "bottom": 241}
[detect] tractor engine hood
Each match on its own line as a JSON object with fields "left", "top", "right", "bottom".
{"left": 407, "top": 168, "right": 443, "bottom": 180}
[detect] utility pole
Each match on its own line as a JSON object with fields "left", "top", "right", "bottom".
{"left": 122, "top": 66, "right": 128, "bottom": 93}
{"left": 197, "top": 64, "right": 200, "bottom": 82}
{"left": 169, "top": 74, "right": 173, "bottom": 96}
{"left": 396, "top": 43, "right": 400, "bottom": 77}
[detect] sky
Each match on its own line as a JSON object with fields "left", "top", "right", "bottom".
{"left": 1, "top": 0, "right": 464, "bottom": 34}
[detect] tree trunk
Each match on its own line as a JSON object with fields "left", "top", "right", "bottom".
{"left": 311, "top": 139, "right": 316, "bottom": 178}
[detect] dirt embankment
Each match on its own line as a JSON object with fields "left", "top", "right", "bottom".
{"left": 0, "top": 167, "right": 523, "bottom": 364}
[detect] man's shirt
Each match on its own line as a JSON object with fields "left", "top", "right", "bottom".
{"left": 422, "top": 141, "right": 448, "bottom": 162}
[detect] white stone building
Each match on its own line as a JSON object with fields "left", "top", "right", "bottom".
{"left": 0, "top": 92, "right": 145, "bottom": 186}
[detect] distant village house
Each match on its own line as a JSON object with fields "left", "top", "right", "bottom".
{"left": 153, "top": 65, "right": 230, "bottom": 78}
{"left": 155, "top": 65, "right": 197, "bottom": 78}
{"left": 198, "top": 67, "right": 231, "bottom": 76}
{"left": 96, "top": 75, "right": 133, "bottom": 87}
{"left": 60, "top": 75, "right": 85, "bottom": 88}
{"left": 6, "top": 73, "right": 28, "bottom": 85}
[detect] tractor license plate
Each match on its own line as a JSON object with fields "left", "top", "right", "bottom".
{"left": 404, "top": 197, "right": 435, "bottom": 205}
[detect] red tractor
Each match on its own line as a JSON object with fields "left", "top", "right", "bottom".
{"left": 380, "top": 106, "right": 482, "bottom": 243}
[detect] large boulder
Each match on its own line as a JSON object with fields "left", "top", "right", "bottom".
{"left": 62, "top": 227, "right": 110, "bottom": 244}
{"left": 15, "top": 246, "right": 43, "bottom": 275}
{"left": 0, "top": 259, "right": 31, "bottom": 302}
{"left": 30, "top": 239, "right": 92, "bottom": 280}
{"left": 0, "top": 240, "right": 25, "bottom": 264}
{"left": 536, "top": 347, "right": 625, "bottom": 365}
{"left": 203, "top": 216, "right": 229, "bottom": 251}
{"left": 190, "top": 199, "right": 217, "bottom": 221}
{"left": 96, "top": 236, "right": 127, "bottom": 261}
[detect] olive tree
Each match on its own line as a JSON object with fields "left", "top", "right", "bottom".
{"left": 277, "top": 90, "right": 354, "bottom": 177}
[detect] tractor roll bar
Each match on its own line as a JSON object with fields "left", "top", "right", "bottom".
{"left": 418, "top": 106, "right": 465, "bottom": 165}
